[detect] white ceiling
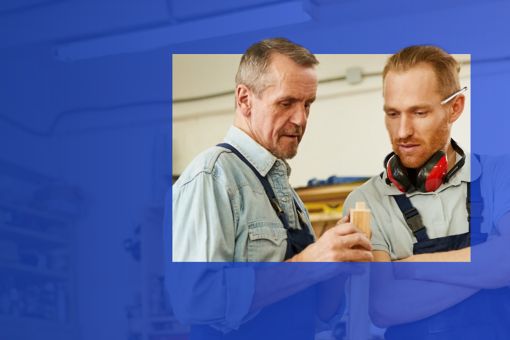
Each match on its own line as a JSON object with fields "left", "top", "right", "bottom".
{"left": 173, "top": 54, "right": 471, "bottom": 100}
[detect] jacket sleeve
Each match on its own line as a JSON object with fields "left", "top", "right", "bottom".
{"left": 166, "top": 174, "right": 258, "bottom": 332}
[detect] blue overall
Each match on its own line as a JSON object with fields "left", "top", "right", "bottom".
{"left": 189, "top": 143, "right": 316, "bottom": 340}
{"left": 385, "top": 178, "right": 510, "bottom": 339}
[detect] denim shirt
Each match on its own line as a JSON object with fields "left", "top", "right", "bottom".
{"left": 172, "top": 126, "right": 315, "bottom": 262}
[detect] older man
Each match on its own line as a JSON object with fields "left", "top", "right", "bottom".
{"left": 173, "top": 38, "right": 372, "bottom": 262}
{"left": 170, "top": 38, "right": 372, "bottom": 340}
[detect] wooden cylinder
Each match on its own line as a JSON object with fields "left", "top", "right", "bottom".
{"left": 350, "top": 201, "right": 372, "bottom": 239}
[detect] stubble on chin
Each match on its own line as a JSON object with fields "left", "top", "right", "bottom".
{"left": 272, "top": 146, "right": 298, "bottom": 160}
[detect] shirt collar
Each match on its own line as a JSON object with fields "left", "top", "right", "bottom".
{"left": 381, "top": 150, "right": 481, "bottom": 196}
{"left": 224, "top": 126, "right": 288, "bottom": 177}
{"left": 441, "top": 152, "right": 481, "bottom": 185}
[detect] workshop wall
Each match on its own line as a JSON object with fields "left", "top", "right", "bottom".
{"left": 172, "top": 54, "right": 471, "bottom": 187}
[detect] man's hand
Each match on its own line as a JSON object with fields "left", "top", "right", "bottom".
{"left": 290, "top": 216, "right": 374, "bottom": 262}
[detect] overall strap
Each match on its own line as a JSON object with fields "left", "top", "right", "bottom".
{"left": 393, "top": 194, "right": 430, "bottom": 242}
{"left": 217, "top": 143, "right": 314, "bottom": 259}
{"left": 217, "top": 143, "right": 291, "bottom": 230}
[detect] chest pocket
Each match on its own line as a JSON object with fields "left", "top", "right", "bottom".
{"left": 247, "top": 222, "right": 288, "bottom": 261}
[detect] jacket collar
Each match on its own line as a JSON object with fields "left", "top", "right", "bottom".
{"left": 224, "top": 126, "right": 291, "bottom": 177}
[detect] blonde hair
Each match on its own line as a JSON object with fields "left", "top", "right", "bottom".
{"left": 383, "top": 45, "right": 461, "bottom": 97}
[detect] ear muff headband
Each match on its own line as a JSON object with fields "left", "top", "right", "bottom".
{"left": 445, "top": 139, "right": 466, "bottom": 182}
{"left": 384, "top": 139, "right": 465, "bottom": 193}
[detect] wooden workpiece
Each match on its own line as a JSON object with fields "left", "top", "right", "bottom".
{"left": 350, "top": 201, "right": 372, "bottom": 239}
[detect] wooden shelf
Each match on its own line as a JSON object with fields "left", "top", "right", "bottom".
{"left": 309, "top": 212, "right": 342, "bottom": 223}
{"left": 296, "top": 181, "right": 366, "bottom": 237}
{"left": 295, "top": 182, "right": 364, "bottom": 204}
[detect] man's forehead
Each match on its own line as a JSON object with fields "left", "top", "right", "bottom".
{"left": 268, "top": 64, "right": 317, "bottom": 83}
{"left": 263, "top": 65, "right": 316, "bottom": 92}
{"left": 384, "top": 65, "right": 440, "bottom": 90}
{"left": 384, "top": 66, "right": 442, "bottom": 101}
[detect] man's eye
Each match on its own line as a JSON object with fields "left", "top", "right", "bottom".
{"left": 280, "top": 101, "right": 291, "bottom": 107}
{"left": 386, "top": 111, "right": 399, "bottom": 117}
{"left": 415, "top": 111, "right": 427, "bottom": 116}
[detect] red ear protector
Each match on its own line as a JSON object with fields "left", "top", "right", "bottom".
{"left": 384, "top": 139, "right": 465, "bottom": 193}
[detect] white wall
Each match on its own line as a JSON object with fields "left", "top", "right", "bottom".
{"left": 172, "top": 54, "right": 471, "bottom": 187}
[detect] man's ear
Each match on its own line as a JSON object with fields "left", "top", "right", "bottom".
{"left": 236, "top": 84, "right": 252, "bottom": 117}
{"left": 449, "top": 94, "right": 465, "bottom": 123}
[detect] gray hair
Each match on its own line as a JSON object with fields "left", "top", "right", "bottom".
{"left": 235, "top": 38, "right": 319, "bottom": 95}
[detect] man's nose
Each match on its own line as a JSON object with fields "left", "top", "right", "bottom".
{"left": 290, "top": 104, "right": 308, "bottom": 127}
{"left": 397, "top": 115, "right": 414, "bottom": 139}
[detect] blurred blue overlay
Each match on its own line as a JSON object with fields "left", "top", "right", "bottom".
{"left": 1, "top": 1, "right": 510, "bottom": 339}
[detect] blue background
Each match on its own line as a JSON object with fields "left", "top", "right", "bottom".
{"left": 1, "top": 0, "right": 509, "bottom": 339}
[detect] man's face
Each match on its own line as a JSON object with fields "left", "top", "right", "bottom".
{"left": 248, "top": 54, "right": 317, "bottom": 159}
{"left": 383, "top": 64, "right": 453, "bottom": 169}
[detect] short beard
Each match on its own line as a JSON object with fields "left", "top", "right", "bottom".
{"left": 272, "top": 146, "right": 298, "bottom": 160}
{"left": 395, "top": 121, "right": 450, "bottom": 169}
